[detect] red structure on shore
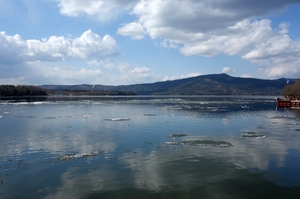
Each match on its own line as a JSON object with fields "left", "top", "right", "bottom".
{"left": 277, "top": 98, "right": 300, "bottom": 109}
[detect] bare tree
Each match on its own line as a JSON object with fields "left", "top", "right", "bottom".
{"left": 282, "top": 80, "right": 300, "bottom": 98}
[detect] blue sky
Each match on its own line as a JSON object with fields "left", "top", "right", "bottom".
{"left": 0, "top": 0, "right": 300, "bottom": 85}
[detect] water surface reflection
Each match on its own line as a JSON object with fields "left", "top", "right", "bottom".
{"left": 0, "top": 96, "right": 300, "bottom": 198}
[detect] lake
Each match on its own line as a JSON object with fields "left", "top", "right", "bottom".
{"left": 1, "top": 95, "right": 300, "bottom": 199}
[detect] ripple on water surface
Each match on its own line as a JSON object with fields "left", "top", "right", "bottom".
{"left": 105, "top": 118, "right": 130, "bottom": 121}
{"left": 166, "top": 140, "right": 233, "bottom": 147}
{"left": 242, "top": 131, "right": 267, "bottom": 139}
{"left": 171, "top": 133, "right": 189, "bottom": 138}
{"left": 58, "top": 151, "right": 103, "bottom": 161}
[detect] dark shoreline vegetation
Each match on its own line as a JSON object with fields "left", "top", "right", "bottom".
{"left": 47, "top": 90, "right": 136, "bottom": 96}
{"left": 0, "top": 85, "right": 48, "bottom": 96}
{"left": 0, "top": 85, "right": 136, "bottom": 96}
{"left": 282, "top": 79, "right": 300, "bottom": 98}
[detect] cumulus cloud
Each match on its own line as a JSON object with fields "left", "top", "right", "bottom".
{"left": 222, "top": 67, "right": 236, "bottom": 74}
{"left": 53, "top": 0, "right": 300, "bottom": 78}
{"left": 117, "top": 22, "right": 145, "bottom": 40}
{"left": 129, "top": 0, "right": 300, "bottom": 78}
{"left": 0, "top": 30, "right": 118, "bottom": 64}
{"left": 130, "top": 0, "right": 296, "bottom": 38}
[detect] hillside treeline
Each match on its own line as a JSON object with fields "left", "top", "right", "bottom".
{"left": 47, "top": 90, "right": 136, "bottom": 96}
{"left": 0, "top": 85, "right": 48, "bottom": 96}
{"left": 282, "top": 80, "right": 300, "bottom": 98}
{"left": 40, "top": 74, "right": 291, "bottom": 95}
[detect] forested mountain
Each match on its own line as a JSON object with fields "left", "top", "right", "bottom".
{"left": 40, "top": 74, "right": 295, "bottom": 95}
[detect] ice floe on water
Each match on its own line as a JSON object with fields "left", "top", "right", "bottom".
{"left": 73, "top": 114, "right": 90, "bottom": 119}
{"left": 26, "top": 116, "right": 36, "bottom": 118}
{"left": 270, "top": 115, "right": 295, "bottom": 120}
{"left": 44, "top": 117, "right": 56, "bottom": 119}
{"left": 3, "top": 101, "right": 50, "bottom": 105}
{"left": 166, "top": 140, "right": 233, "bottom": 147}
{"left": 64, "top": 113, "right": 95, "bottom": 119}
{"left": 171, "top": 133, "right": 189, "bottom": 138}
{"left": 0, "top": 112, "right": 10, "bottom": 118}
{"left": 143, "top": 113, "right": 156, "bottom": 116}
{"left": 242, "top": 131, "right": 267, "bottom": 139}
{"left": 58, "top": 151, "right": 102, "bottom": 161}
{"left": 105, "top": 118, "right": 130, "bottom": 121}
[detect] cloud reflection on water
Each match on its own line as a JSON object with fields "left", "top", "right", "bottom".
{"left": 1, "top": 96, "right": 300, "bottom": 198}
{"left": 43, "top": 133, "right": 300, "bottom": 198}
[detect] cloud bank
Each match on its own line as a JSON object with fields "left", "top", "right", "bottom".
{"left": 1, "top": 0, "right": 300, "bottom": 85}
{"left": 55, "top": 0, "right": 300, "bottom": 78}
{"left": 56, "top": 0, "right": 138, "bottom": 21}
{"left": 0, "top": 29, "right": 117, "bottom": 64}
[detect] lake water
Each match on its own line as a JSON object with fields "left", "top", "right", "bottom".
{"left": 1, "top": 95, "right": 300, "bottom": 199}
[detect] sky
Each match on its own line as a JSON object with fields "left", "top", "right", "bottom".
{"left": 1, "top": 0, "right": 300, "bottom": 86}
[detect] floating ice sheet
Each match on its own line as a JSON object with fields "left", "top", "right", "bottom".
{"left": 171, "top": 133, "right": 189, "bottom": 138}
{"left": 58, "top": 151, "right": 102, "bottom": 161}
{"left": 44, "top": 117, "right": 56, "bottom": 119}
{"left": 242, "top": 131, "right": 267, "bottom": 139}
{"left": 143, "top": 113, "right": 156, "bottom": 116}
{"left": 3, "top": 101, "right": 49, "bottom": 105}
{"left": 166, "top": 140, "right": 233, "bottom": 147}
{"left": 105, "top": 118, "right": 130, "bottom": 121}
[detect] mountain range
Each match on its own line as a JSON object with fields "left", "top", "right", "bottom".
{"left": 40, "top": 73, "right": 294, "bottom": 95}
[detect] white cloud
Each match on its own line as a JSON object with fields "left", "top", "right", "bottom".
{"left": 177, "top": 19, "right": 276, "bottom": 57}
{"left": 117, "top": 22, "right": 145, "bottom": 40}
{"left": 241, "top": 74, "right": 252, "bottom": 78}
{"left": 160, "top": 40, "right": 178, "bottom": 49}
{"left": 52, "top": 67, "right": 102, "bottom": 80}
{"left": 163, "top": 72, "right": 201, "bottom": 81}
{"left": 124, "top": 66, "right": 160, "bottom": 84}
{"left": 71, "top": 30, "right": 118, "bottom": 59}
{"left": 2, "top": 0, "right": 299, "bottom": 86}
{"left": 131, "top": 0, "right": 295, "bottom": 36}
{"left": 56, "top": 0, "right": 138, "bottom": 21}
{"left": 129, "top": 1, "right": 300, "bottom": 78}
{"left": 24, "top": 61, "right": 103, "bottom": 84}
{"left": 88, "top": 60, "right": 117, "bottom": 69}
{"left": 88, "top": 61, "right": 161, "bottom": 84}
{"left": 265, "top": 62, "right": 299, "bottom": 78}
{"left": 53, "top": 0, "right": 300, "bottom": 78}
{"left": 0, "top": 30, "right": 118, "bottom": 65}
{"left": 0, "top": 57, "right": 162, "bottom": 85}
{"left": 107, "top": 65, "right": 161, "bottom": 85}
{"left": 222, "top": 67, "right": 236, "bottom": 74}
{"left": 184, "top": 72, "right": 202, "bottom": 78}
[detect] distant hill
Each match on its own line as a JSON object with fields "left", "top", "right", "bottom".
{"left": 40, "top": 73, "right": 296, "bottom": 95}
